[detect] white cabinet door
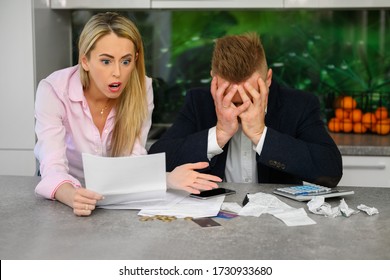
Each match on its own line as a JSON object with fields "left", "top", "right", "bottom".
{"left": 339, "top": 156, "right": 390, "bottom": 187}
{"left": 0, "top": 0, "right": 36, "bottom": 175}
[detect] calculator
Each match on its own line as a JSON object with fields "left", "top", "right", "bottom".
{"left": 275, "top": 185, "right": 332, "bottom": 196}
{"left": 273, "top": 185, "right": 354, "bottom": 201}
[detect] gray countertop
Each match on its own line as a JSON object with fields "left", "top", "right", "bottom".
{"left": 330, "top": 133, "right": 390, "bottom": 156}
{"left": 1, "top": 175, "right": 389, "bottom": 260}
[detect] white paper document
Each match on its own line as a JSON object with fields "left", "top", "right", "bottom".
{"left": 82, "top": 153, "right": 167, "bottom": 209}
{"left": 138, "top": 194, "right": 225, "bottom": 219}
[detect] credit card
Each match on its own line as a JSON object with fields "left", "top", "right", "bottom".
{"left": 215, "top": 210, "right": 238, "bottom": 219}
{"left": 192, "top": 217, "right": 221, "bottom": 227}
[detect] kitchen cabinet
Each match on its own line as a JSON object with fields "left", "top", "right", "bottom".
{"left": 50, "top": 0, "right": 151, "bottom": 9}
{"left": 284, "top": 0, "right": 390, "bottom": 8}
{"left": 339, "top": 156, "right": 390, "bottom": 187}
{"left": 0, "top": 0, "right": 35, "bottom": 175}
{"left": 0, "top": 0, "right": 72, "bottom": 176}
{"left": 50, "top": 0, "right": 390, "bottom": 9}
{"left": 151, "top": 0, "right": 283, "bottom": 8}
{"left": 329, "top": 133, "right": 390, "bottom": 187}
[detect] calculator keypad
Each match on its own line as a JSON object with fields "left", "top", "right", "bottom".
{"left": 276, "top": 185, "right": 331, "bottom": 196}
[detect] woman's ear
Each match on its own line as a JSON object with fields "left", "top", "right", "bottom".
{"left": 80, "top": 55, "right": 89, "bottom": 71}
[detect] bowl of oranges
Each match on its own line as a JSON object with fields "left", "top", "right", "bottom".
{"left": 328, "top": 95, "right": 390, "bottom": 135}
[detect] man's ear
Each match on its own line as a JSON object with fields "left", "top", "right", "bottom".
{"left": 211, "top": 71, "right": 220, "bottom": 86}
{"left": 80, "top": 55, "right": 89, "bottom": 71}
{"left": 266, "top": 68, "right": 273, "bottom": 87}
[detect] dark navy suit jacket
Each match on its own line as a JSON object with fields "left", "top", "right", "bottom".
{"left": 149, "top": 80, "right": 343, "bottom": 187}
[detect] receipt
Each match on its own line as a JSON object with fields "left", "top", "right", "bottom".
{"left": 272, "top": 208, "right": 316, "bottom": 226}
{"left": 238, "top": 192, "right": 316, "bottom": 226}
{"left": 239, "top": 192, "right": 291, "bottom": 217}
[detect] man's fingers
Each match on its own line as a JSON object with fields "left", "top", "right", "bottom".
{"left": 212, "top": 79, "right": 230, "bottom": 101}
{"left": 257, "top": 77, "right": 269, "bottom": 109}
{"left": 236, "top": 101, "right": 251, "bottom": 115}
{"left": 221, "top": 85, "right": 238, "bottom": 108}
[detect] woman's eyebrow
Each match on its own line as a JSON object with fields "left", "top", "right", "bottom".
{"left": 99, "top": 53, "right": 133, "bottom": 59}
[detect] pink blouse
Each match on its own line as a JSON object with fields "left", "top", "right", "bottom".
{"left": 34, "top": 65, "right": 154, "bottom": 199}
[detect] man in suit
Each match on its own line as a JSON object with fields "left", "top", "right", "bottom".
{"left": 149, "top": 32, "right": 342, "bottom": 188}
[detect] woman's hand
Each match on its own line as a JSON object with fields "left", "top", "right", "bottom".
{"left": 167, "top": 162, "right": 222, "bottom": 194}
{"left": 54, "top": 182, "right": 104, "bottom": 216}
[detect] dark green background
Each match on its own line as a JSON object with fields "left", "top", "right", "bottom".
{"left": 72, "top": 10, "right": 390, "bottom": 124}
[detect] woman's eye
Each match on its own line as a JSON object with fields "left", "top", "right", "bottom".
{"left": 101, "top": 59, "right": 110, "bottom": 65}
{"left": 122, "top": 60, "right": 131, "bottom": 65}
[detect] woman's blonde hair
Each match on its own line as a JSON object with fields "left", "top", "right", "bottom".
{"left": 211, "top": 32, "right": 268, "bottom": 83}
{"left": 78, "top": 12, "right": 147, "bottom": 157}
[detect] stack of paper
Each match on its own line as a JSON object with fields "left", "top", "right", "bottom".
{"left": 82, "top": 153, "right": 225, "bottom": 218}
{"left": 138, "top": 192, "right": 225, "bottom": 218}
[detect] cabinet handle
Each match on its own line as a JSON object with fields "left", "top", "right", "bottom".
{"left": 343, "top": 164, "right": 386, "bottom": 170}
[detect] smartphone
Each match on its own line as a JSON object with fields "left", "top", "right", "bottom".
{"left": 189, "top": 188, "right": 236, "bottom": 199}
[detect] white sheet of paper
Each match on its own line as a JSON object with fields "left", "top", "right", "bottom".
{"left": 102, "top": 190, "right": 187, "bottom": 210}
{"left": 138, "top": 195, "right": 225, "bottom": 218}
{"left": 82, "top": 153, "right": 167, "bottom": 208}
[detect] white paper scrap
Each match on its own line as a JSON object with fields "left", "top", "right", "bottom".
{"left": 307, "top": 196, "right": 340, "bottom": 217}
{"left": 272, "top": 208, "right": 316, "bottom": 226}
{"left": 307, "top": 197, "right": 362, "bottom": 218}
{"left": 339, "top": 199, "right": 359, "bottom": 217}
{"left": 357, "top": 204, "right": 379, "bottom": 216}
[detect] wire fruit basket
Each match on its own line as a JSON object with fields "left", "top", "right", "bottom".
{"left": 326, "top": 92, "right": 390, "bottom": 135}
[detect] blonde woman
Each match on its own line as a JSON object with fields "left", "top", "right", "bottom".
{"left": 34, "top": 12, "right": 221, "bottom": 216}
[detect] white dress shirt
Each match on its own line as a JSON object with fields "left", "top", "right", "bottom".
{"left": 207, "top": 125, "right": 268, "bottom": 183}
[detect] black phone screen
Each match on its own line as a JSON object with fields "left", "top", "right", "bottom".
{"left": 190, "top": 188, "right": 236, "bottom": 199}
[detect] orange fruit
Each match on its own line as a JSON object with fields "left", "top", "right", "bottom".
{"left": 328, "top": 118, "right": 341, "bottom": 132}
{"left": 353, "top": 122, "right": 367, "bottom": 134}
{"left": 375, "top": 106, "right": 389, "bottom": 121}
{"left": 340, "top": 96, "right": 357, "bottom": 110}
{"left": 351, "top": 108, "right": 363, "bottom": 123}
{"left": 362, "top": 112, "right": 377, "bottom": 130}
{"left": 340, "top": 119, "right": 353, "bottom": 133}
{"left": 376, "top": 119, "right": 390, "bottom": 135}
{"left": 335, "top": 108, "right": 350, "bottom": 120}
